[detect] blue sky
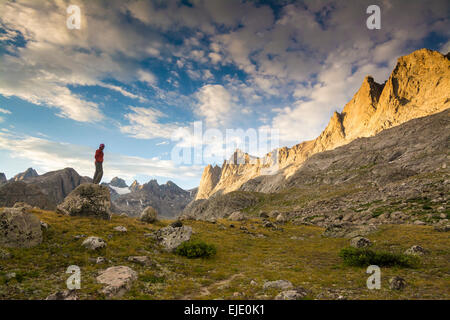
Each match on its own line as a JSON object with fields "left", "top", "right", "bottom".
{"left": 0, "top": 0, "right": 449, "bottom": 189}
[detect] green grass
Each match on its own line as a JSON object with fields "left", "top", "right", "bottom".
{"left": 339, "top": 247, "right": 420, "bottom": 268}
{"left": 0, "top": 207, "right": 449, "bottom": 300}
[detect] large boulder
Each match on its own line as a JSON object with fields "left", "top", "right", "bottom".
{"left": 96, "top": 266, "right": 137, "bottom": 298}
{"left": 0, "top": 207, "right": 43, "bottom": 248}
{"left": 155, "top": 225, "right": 192, "bottom": 252}
{"left": 139, "top": 206, "right": 158, "bottom": 223}
{"left": 56, "top": 183, "right": 111, "bottom": 220}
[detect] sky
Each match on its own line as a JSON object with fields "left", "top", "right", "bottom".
{"left": 0, "top": 0, "right": 449, "bottom": 189}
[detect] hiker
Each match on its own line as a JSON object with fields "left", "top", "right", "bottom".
{"left": 93, "top": 143, "right": 105, "bottom": 184}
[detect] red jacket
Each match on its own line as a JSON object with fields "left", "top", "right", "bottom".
{"left": 95, "top": 149, "right": 104, "bottom": 163}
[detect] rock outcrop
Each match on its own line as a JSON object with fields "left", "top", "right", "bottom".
{"left": 0, "top": 207, "right": 43, "bottom": 248}
{"left": 109, "top": 177, "right": 128, "bottom": 188}
{"left": 195, "top": 49, "right": 450, "bottom": 200}
{"left": 56, "top": 183, "right": 112, "bottom": 220}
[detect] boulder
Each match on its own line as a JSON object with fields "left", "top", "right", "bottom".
{"left": 56, "top": 183, "right": 111, "bottom": 220}
{"left": 0, "top": 207, "right": 43, "bottom": 248}
{"left": 155, "top": 225, "right": 192, "bottom": 252}
{"left": 350, "top": 236, "right": 372, "bottom": 248}
{"left": 228, "top": 211, "right": 246, "bottom": 221}
{"left": 81, "top": 236, "right": 107, "bottom": 251}
{"left": 96, "top": 266, "right": 137, "bottom": 298}
{"left": 139, "top": 206, "right": 158, "bottom": 223}
{"left": 263, "top": 280, "right": 293, "bottom": 290}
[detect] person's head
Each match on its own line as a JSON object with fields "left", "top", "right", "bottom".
{"left": 99, "top": 143, "right": 105, "bottom": 150}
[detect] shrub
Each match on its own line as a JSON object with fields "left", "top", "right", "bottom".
{"left": 339, "top": 247, "right": 419, "bottom": 268}
{"left": 175, "top": 240, "right": 217, "bottom": 259}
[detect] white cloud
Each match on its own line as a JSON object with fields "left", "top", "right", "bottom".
{"left": 0, "top": 108, "right": 11, "bottom": 114}
{"left": 120, "top": 106, "right": 184, "bottom": 140}
{"left": 195, "top": 84, "right": 233, "bottom": 127}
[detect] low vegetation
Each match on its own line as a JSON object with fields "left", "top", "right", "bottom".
{"left": 0, "top": 208, "right": 448, "bottom": 300}
{"left": 175, "top": 240, "right": 217, "bottom": 259}
{"left": 339, "top": 247, "right": 420, "bottom": 268}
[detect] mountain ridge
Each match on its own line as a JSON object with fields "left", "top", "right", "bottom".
{"left": 195, "top": 48, "right": 450, "bottom": 200}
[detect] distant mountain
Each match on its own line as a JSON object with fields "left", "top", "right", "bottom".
{"left": 112, "top": 179, "right": 194, "bottom": 218}
{"left": 109, "top": 177, "right": 128, "bottom": 188}
{"left": 11, "top": 168, "right": 38, "bottom": 182}
{"left": 0, "top": 173, "right": 6, "bottom": 185}
{"left": 195, "top": 48, "right": 450, "bottom": 200}
{"left": 0, "top": 167, "right": 91, "bottom": 209}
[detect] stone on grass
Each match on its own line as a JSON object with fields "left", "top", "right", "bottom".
{"left": 389, "top": 276, "right": 406, "bottom": 290}
{"left": 405, "top": 245, "right": 427, "bottom": 256}
{"left": 96, "top": 266, "right": 137, "bottom": 298}
{"left": 140, "top": 206, "right": 158, "bottom": 223}
{"left": 0, "top": 207, "right": 42, "bottom": 248}
{"left": 113, "top": 226, "right": 127, "bottom": 233}
{"left": 155, "top": 225, "right": 192, "bottom": 252}
{"left": 275, "top": 287, "right": 309, "bottom": 300}
{"left": 263, "top": 280, "right": 293, "bottom": 290}
{"left": 81, "top": 236, "right": 107, "bottom": 251}
{"left": 350, "top": 236, "right": 372, "bottom": 248}
{"left": 45, "top": 290, "right": 78, "bottom": 300}
{"left": 228, "top": 211, "right": 246, "bottom": 221}
{"left": 128, "top": 256, "right": 155, "bottom": 267}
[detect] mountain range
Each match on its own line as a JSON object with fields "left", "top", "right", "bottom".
{"left": 194, "top": 49, "right": 450, "bottom": 201}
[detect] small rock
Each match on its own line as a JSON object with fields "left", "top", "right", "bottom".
{"left": 96, "top": 266, "right": 137, "bottom": 298}
{"left": 128, "top": 256, "right": 155, "bottom": 267}
{"left": 413, "top": 220, "right": 426, "bottom": 225}
{"left": 13, "top": 202, "right": 33, "bottom": 210}
{"left": 170, "top": 220, "right": 183, "bottom": 228}
{"left": 96, "top": 257, "right": 106, "bottom": 264}
{"left": 405, "top": 245, "right": 427, "bottom": 256}
{"left": 74, "top": 234, "right": 86, "bottom": 240}
{"left": 45, "top": 290, "right": 78, "bottom": 300}
{"left": 5, "top": 272, "right": 16, "bottom": 280}
{"left": 40, "top": 221, "right": 49, "bottom": 230}
{"left": 276, "top": 213, "right": 289, "bottom": 223}
{"left": 82, "top": 236, "right": 107, "bottom": 251}
{"left": 228, "top": 211, "right": 247, "bottom": 221}
{"left": 275, "top": 287, "right": 309, "bottom": 300}
{"left": 434, "top": 224, "right": 450, "bottom": 232}
{"left": 389, "top": 276, "right": 406, "bottom": 290}
{"left": 263, "top": 280, "right": 293, "bottom": 290}
{"left": 113, "top": 226, "right": 127, "bottom": 233}
{"left": 262, "top": 220, "right": 275, "bottom": 229}
{"left": 350, "top": 236, "right": 372, "bottom": 248}
{"left": 0, "top": 248, "right": 12, "bottom": 260}
{"left": 250, "top": 280, "right": 258, "bottom": 286}
{"left": 259, "top": 212, "right": 269, "bottom": 218}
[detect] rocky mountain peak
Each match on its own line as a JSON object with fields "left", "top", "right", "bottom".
{"left": 109, "top": 177, "right": 128, "bottom": 188}
{"left": 12, "top": 168, "right": 38, "bottom": 182}
{"left": 195, "top": 48, "right": 450, "bottom": 199}
{"left": 130, "top": 180, "right": 141, "bottom": 192}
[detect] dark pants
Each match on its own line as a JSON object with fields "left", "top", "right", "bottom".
{"left": 93, "top": 162, "right": 103, "bottom": 184}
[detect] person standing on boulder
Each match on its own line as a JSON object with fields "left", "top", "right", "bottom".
{"left": 93, "top": 143, "right": 105, "bottom": 184}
